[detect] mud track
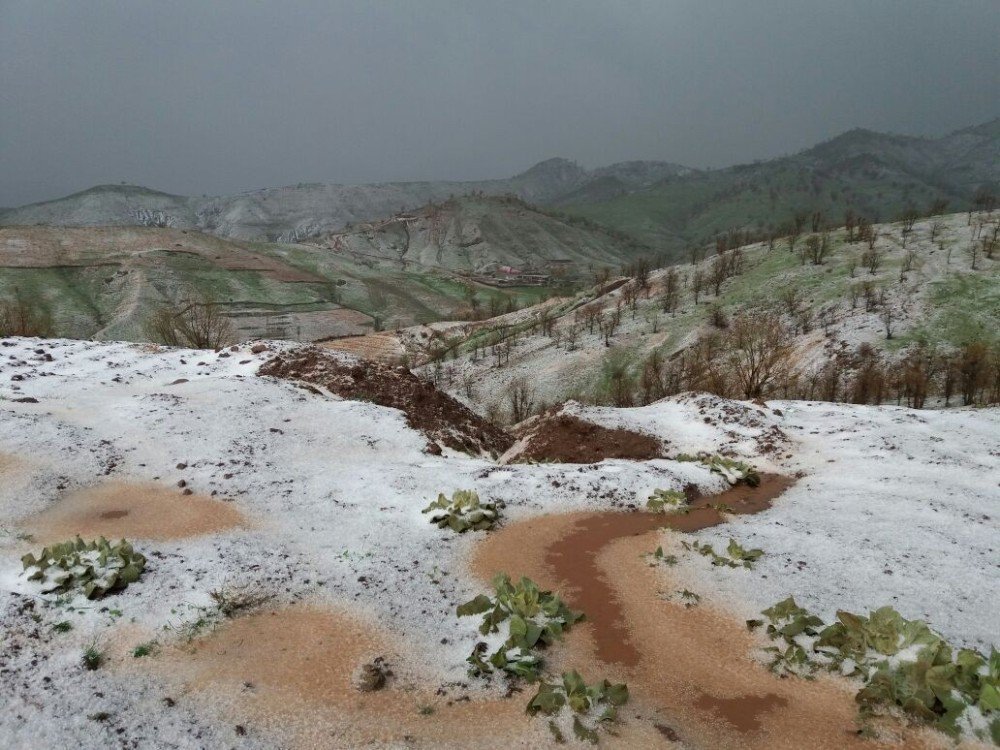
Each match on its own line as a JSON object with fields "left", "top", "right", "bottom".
{"left": 472, "top": 475, "right": 947, "bottom": 749}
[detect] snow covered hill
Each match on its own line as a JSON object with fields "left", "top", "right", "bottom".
{"left": 0, "top": 337, "right": 996, "bottom": 747}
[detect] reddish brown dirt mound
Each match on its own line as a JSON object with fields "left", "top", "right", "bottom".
{"left": 258, "top": 348, "right": 513, "bottom": 457}
{"left": 510, "top": 413, "right": 665, "bottom": 463}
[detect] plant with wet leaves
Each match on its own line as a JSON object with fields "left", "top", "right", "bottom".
{"left": 682, "top": 538, "right": 764, "bottom": 569}
{"left": 674, "top": 453, "right": 760, "bottom": 486}
{"left": 757, "top": 596, "right": 1000, "bottom": 743}
{"left": 702, "top": 456, "right": 760, "bottom": 486}
{"left": 422, "top": 490, "right": 499, "bottom": 533}
{"left": 646, "top": 488, "right": 687, "bottom": 513}
{"left": 651, "top": 546, "right": 678, "bottom": 566}
{"left": 526, "top": 670, "right": 629, "bottom": 744}
{"left": 21, "top": 536, "right": 146, "bottom": 599}
{"left": 457, "top": 573, "right": 583, "bottom": 681}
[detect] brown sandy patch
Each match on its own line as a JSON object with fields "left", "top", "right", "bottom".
{"left": 145, "top": 605, "right": 563, "bottom": 749}
{"left": 22, "top": 481, "right": 248, "bottom": 542}
{"left": 0, "top": 452, "right": 27, "bottom": 478}
{"left": 508, "top": 412, "right": 666, "bottom": 463}
{"left": 472, "top": 476, "right": 950, "bottom": 749}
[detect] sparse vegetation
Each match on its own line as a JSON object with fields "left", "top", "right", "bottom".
{"left": 682, "top": 538, "right": 764, "bottom": 569}
{"left": 0, "top": 290, "right": 55, "bottom": 338}
{"left": 422, "top": 490, "right": 500, "bottom": 533}
{"left": 144, "top": 295, "right": 234, "bottom": 349}
{"left": 756, "top": 597, "right": 1000, "bottom": 743}
{"left": 21, "top": 537, "right": 146, "bottom": 598}
{"left": 646, "top": 488, "right": 687, "bottom": 513}
{"left": 457, "top": 574, "right": 583, "bottom": 681}
{"left": 132, "top": 641, "right": 159, "bottom": 658}
{"left": 526, "top": 670, "right": 629, "bottom": 745}
{"left": 82, "top": 643, "right": 103, "bottom": 671}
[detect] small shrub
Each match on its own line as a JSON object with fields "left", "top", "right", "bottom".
{"left": 423, "top": 490, "right": 499, "bottom": 533}
{"left": 22, "top": 537, "right": 146, "bottom": 598}
{"left": 682, "top": 538, "right": 764, "bottom": 569}
{"left": 209, "top": 582, "right": 272, "bottom": 617}
{"left": 526, "top": 670, "right": 629, "bottom": 744}
{"left": 457, "top": 573, "right": 583, "bottom": 681}
{"left": 673, "top": 453, "right": 760, "bottom": 486}
{"left": 52, "top": 620, "right": 73, "bottom": 633}
{"left": 82, "top": 644, "right": 103, "bottom": 671}
{"left": 757, "top": 597, "right": 1000, "bottom": 742}
{"left": 651, "top": 546, "right": 678, "bottom": 566}
{"left": 646, "top": 488, "right": 687, "bottom": 513}
{"left": 132, "top": 641, "right": 159, "bottom": 658}
{"left": 676, "top": 589, "right": 701, "bottom": 608}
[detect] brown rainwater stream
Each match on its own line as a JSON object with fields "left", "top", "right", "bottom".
{"left": 472, "top": 474, "right": 946, "bottom": 749}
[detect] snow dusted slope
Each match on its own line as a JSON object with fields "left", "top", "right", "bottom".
{"left": 0, "top": 337, "right": 997, "bottom": 746}
{"left": 0, "top": 337, "right": 728, "bottom": 747}
{"left": 563, "top": 398, "right": 1000, "bottom": 651}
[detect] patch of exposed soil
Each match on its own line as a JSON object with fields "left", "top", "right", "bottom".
{"left": 259, "top": 348, "right": 513, "bottom": 457}
{"left": 543, "top": 474, "right": 792, "bottom": 666}
{"left": 22, "top": 481, "right": 249, "bottom": 542}
{"left": 145, "top": 605, "right": 558, "bottom": 749}
{"left": 471, "top": 476, "right": 947, "bottom": 749}
{"left": 507, "top": 412, "right": 666, "bottom": 463}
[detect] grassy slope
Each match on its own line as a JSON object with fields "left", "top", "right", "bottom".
{"left": 425, "top": 212, "right": 998, "bottom": 410}
{"left": 558, "top": 157, "right": 971, "bottom": 259}
{"left": 0, "top": 227, "right": 559, "bottom": 340}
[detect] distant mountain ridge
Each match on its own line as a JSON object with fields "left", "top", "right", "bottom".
{"left": 2, "top": 119, "right": 996, "bottom": 253}
{"left": 0, "top": 157, "right": 688, "bottom": 242}
{"left": 556, "top": 117, "right": 1000, "bottom": 251}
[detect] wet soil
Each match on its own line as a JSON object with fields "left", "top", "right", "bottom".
{"left": 22, "top": 481, "right": 249, "bottom": 542}
{"left": 509, "top": 412, "right": 667, "bottom": 463}
{"left": 545, "top": 474, "right": 792, "bottom": 666}
{"left": 472, "top": 476, "right": 947, "bottom": 749}
{"left": 146, "top": 605, "right": 556, "bottom": 749}
{"left": 259, "top": 348, "right": 513, "bottom": 457}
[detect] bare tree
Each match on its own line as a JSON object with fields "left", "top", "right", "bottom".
{"left": 145, "top": 296, "right": 234, "bottom": 349}
{"left": 725, "top": 311, "right": 794, "bottom": 399}
{"left": 506, "top": 376, "right": 535, "bottom": 423}
{"left": 862, "top": 246, "right": 884, "bottom": 275}
{"left": 0, "top": 291, "right": 55, "bottom": 338}
{"left": 659, "top": 268, "right": 681, "bottom": 313}
{"left": 598, "top": 304, "right": 622, "bottom": 346}
{"left": 691, "top": 269, "right": 706, "bottom": 304}
{"left": 966, "top": 241, "right": 980, "bottom": 270}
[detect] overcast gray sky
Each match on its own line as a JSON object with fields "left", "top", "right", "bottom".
{"left": 1, "top": 0, "right": 997, "bottom": 206}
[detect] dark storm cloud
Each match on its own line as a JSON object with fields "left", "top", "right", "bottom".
{"left": 1, "top": 0, "right": 997, "bottom": 206}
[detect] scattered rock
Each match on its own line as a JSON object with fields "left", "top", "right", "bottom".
{"left": 353, "top": 656, "right": 392, "bottom": 692}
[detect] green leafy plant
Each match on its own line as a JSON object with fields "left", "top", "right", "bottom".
{"left": 132, "top": 641, "right": 159, "bottom": 658}
{"left": 646, "top": 488, "right": 687, "bottom": 513}
{"left": 526, "top": 670, "right": 629, "bottom": 744}
{"left": 21, "top": 536, "right": 146, "bottom": 599}
{"left": 52, "top": 620, "right": 73, "bottom": 633}
{"left": 651, "top": 546, "right": 678, "bottom": 566}
{"left": 457, "top": 574, "right": 583, "bottom": 681}
{"left": 759, "top": 597, "right": 1000, "bottom": 743}
{"left": 82, "top": 643, "right": 103, "bottom": 671}
{"left": 682, "top": 538, "right": 764, "bottom": 569}
{"left": 702, "top": 456, "right": 760, "bottom": 486}
{"left": 422, "top": 490, "right": 499, "bottom": 533}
